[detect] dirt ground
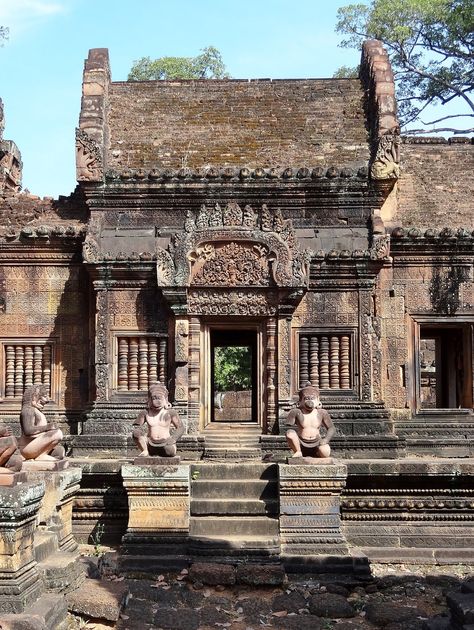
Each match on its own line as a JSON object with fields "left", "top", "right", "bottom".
{"left": 67, "top": 549, "right": 473, "bottom": 630}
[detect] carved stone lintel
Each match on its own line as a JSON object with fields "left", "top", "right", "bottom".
{"left": 76, "top": 128, "right": 103, "bottom": 182}
{"left": 187, "top": 289, "right": 277, "bottom": 317}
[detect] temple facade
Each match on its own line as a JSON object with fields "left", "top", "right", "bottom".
{"left": 0, "top": 42, "right": 473, "bottom": 553}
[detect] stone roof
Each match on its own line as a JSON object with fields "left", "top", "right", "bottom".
{"left": 106, "top": 78, "right": 370, "bottom": 171}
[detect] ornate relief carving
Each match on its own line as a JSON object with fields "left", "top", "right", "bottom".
{"left": 190, "top": 242, "right": 270, "bottom": 287}
{"left": 169, "top": 202, "right": 311, "bottom": 292}
{"left": 156, "top": 247, "right": 175, "bottom": 286}
{"left": 76, "top": 128, "right": 103, "bottom": 182}
{"left": 188, "top": 289, "right": 277, "bottom": 316}
{"left": 370, "top": 235, "right": 391, "bottom": 260}
{"left": 370, "top": 133, "right": 400, "bottom": 180}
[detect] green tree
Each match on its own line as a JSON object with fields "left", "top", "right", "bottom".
{"left": 128, "top": 46, "right": 229, "bottom": 81}
{"left": 336, "top": 0, "right": 474, "bottom": 133}
{"left": 214, "top": 346, "right": 251, "bottom": 392}
{"left": 0, "top": 26, "right": 8, "bottom": 45}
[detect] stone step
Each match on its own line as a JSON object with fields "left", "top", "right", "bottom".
{"left": 191, "top": 479, "right": 278, "bottom": 499}
{"left": 189, "top": 534, "right": 280, "bottom": 558}
{"left": 34, "top": 530, "right": 58, "bottom": 563}
{"left": 204, "top": 448, "right": 263, "bottom": 460}
{"left": 12, "top": 593, "right": 68, "bottom": 630}
{"left": 191, "top": 497, "right": 279, "bottom": 516}
{"left": 190, "top": 515, "right": 279, "bottom": 537}
{"left": 191, "top": 462, "right": 277, "bottom": 480}
{"left": 37, "top": 550, "right": 86, "bottom": 593}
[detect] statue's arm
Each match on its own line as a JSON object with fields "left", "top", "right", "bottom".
{"left": 133, "top": 411, "right": 146, "bottom": 427}
{"left": 286, "top": 408, "right": 303, "bottom": 429}
{"left": 20, "top": 408, "right": 54, "bottom": 436}
{"left": 320, "top": 410, "right": 335, "bottom": 445}
{"left": 168, "top": 410, "right": 185, "bottom": 443}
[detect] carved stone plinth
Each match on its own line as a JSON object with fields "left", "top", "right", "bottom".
{"left": 0, "top": 480, "right": 45, "bottom": 614}
{"left": 37, "top": 467, "right": 82, "bottom": 552}
{"left": 121, "top": 464, "right": 190, "bottom": 557}
{"left": 133, "top": 456, "right": 181, "bottom": 465}
{"left": 22, "top": 459, "right": 69, "bottom": 472}
{"left": 279, "top": 462, "right": 349, "bottom": 558}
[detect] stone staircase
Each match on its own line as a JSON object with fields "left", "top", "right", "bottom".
{"left": 189, "top": 462, "right": 280, "bottom": 561}
{"left": 203, "top": 423, "right": 262, "bottom": 459}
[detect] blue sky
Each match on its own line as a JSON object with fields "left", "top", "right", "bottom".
{"left": 1, "top": 0, "right": 361, "bottom": 198}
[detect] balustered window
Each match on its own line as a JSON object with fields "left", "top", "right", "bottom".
{"left": 1, "top": 341, "right": 54, "bottom": 399}
{"left": 116, "top": 335, "right": 168, "bottom": 391}
{"left": 298, "top": 332, "right": 353, "bottom": 391}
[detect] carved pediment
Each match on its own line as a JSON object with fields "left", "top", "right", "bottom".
{"left": 158, "top": 202, "right": 311, "bottom": 290}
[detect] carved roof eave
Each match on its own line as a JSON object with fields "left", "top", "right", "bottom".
{"left": 390, "top": 226, "right": 474, "bottom": 258}
{"left": 96, "top": 165, "right": 370, "bottom": 187}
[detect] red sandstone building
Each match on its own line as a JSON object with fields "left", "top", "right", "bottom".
{"left": 0, "top": 42, "right": 473, "bottom": 551}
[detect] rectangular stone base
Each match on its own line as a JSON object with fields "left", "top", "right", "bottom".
{"left": 282, "top": 552, "right": 370, "bottom": 576}
{"left": 286, "top": 456, "right": 334, "bottom": 465}
{"left": 133, "top": 456, "right": 181, "bottom": 465}
{"left": 22, "top": 459, "right": 69, "bottom": 472}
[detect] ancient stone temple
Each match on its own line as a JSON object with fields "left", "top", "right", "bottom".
{"left": 0, "top": 41, "right": 473, "bottom": 574}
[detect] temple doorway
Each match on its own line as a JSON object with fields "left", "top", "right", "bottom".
{"left": 208, "top": 328, "right": 259, "bottom": 425}
{"left": 418, "top": 324, "right": 473, "bottom": 409}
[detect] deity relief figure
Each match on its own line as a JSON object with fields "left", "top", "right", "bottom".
{"left": 19, "top": 385, "right": 66, "bottom": 462}
{"left": 0, "top": 423, "right": 23, "bottom": 475}
{"left": 133, "top": 382, "right": 185, "bottom": 457}
{"left": 286, "top": 382, "right": 335, "bottom": 459}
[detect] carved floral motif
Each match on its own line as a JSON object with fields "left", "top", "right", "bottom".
{"left": 188, "top": 289, "right": 277, "bottom": 316}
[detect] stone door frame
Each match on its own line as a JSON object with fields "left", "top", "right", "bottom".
{"left": 200, "top": 320, "right": 266, "bottom": 432}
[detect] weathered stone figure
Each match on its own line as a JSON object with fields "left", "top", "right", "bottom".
{"left": 286, "top": 382, "right": 335, "bottom": 458}
{"left": 133, "top": 382, "right": 185, "bottom": 457}
{"left": 0, "top": 423, "right": 22, "bottom": 474}
{"left": 19, "top": 384, "right": 65, "bottom": 461}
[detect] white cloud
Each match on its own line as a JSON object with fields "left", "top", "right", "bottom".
{"left": 0, "top": 0, "right": 66, "bottom": 34}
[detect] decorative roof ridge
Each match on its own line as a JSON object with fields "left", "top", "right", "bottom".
{"left": 2, "top": 224, "right": 86, "bottom": 241}
{"left": 104, "top": 165, "right": 369, "bottom": 183}
{"left": 390, "top": 227, "right": 474, "bottom": 241}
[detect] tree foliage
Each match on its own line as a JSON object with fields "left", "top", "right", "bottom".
{"left": 0, "top": 26, "right": 8, "bottom": 46}
{"left": 336, "top": 0, "right": 474, "bottom": 133}
{"left": 128, "top": 46, "right": 229, "bottom": 81}
{"left": 214, "top": 346, "right": 252, "bottom": 392}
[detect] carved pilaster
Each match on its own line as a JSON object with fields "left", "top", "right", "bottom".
{"left": 359, "top": 290, "right": 373, "bottom": 402}
{"left": 174, "top": 318, "right": 189, "bottom": 404}
{"left": 188, "top": 317, "right": 200, "bottom": 434}
{"left": 266, "top": 317, "right": 277, "bottom": 434}
{"left": 95, "top": 289, "right": 109, "bottom": 402}
{"left": 278, "top": 317, "right": 291, "bottom": 401}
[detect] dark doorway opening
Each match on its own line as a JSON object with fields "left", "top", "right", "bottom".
{"left": 211, "top": 330, "right": 258, "bottom": 423}
{"left": 419, "top": 325, "right": 473, "bottom": 409}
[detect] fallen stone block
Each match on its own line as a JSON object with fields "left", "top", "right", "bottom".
{"left": 66, "top": 578, "right": 129, "bottom": 622}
